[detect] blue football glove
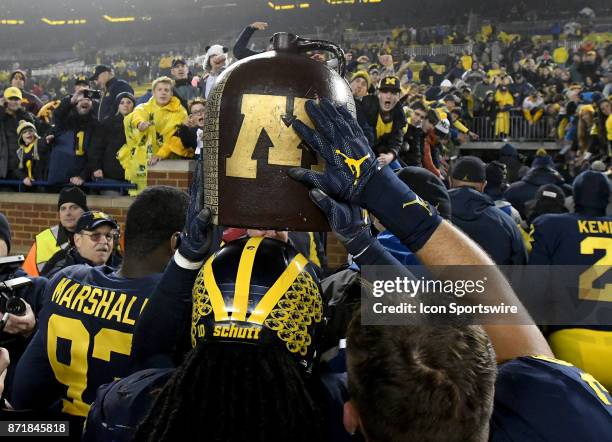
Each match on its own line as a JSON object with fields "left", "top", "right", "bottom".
{"left": 177, "top": 207, "right": 216, "bottom": 263}
{"left": 289, "top": 98, "right": 379, "bottom": 203}
{"left": 309, "top": 188, "right": 373, "bottom": 257}
{"left": 290, "top": 99, "right": 443, "bottom": 252}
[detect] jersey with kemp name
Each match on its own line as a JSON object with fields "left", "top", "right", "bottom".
{"left": 40, "top": 265, "right": 160, "bottom": 416}
{"left": 491, "top": 355, "right": 612, "bottom": 441}
{"left": 531, "top": 213, "right": 612, "bottom": 265}
{"left": 530, "top": 213, "right": 612, "bottom": 324}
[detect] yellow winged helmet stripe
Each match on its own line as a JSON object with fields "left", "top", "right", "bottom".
{"left": 231, "top": 236, "right": 264, "bottom": 321}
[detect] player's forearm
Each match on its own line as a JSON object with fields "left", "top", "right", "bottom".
{"left": 415, "top": 222, "right": 553, "bottom": 362}
{"left": 132, "top": 256, "right": 199, "bottom": 370}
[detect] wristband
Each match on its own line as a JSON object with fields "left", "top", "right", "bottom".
{"left": 360, "top": 166, "right": 442, "bottom": 252}
{"left": 173, "top": 250, "right": 205, "bottom": 270}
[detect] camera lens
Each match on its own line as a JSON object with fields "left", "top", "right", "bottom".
{"left": 6, "top": 297, "right": 26, "bottom": 315}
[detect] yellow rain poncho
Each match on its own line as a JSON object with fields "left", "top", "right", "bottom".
{"left": 119, "top": 96, "right": 192, "bottom": 195}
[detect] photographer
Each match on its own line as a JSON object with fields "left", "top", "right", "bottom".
{"left": 47, "top": 90, "right": 102, "bottom": 186}
{"left": 0, "top": 213, "right": 48, "bottom": 402}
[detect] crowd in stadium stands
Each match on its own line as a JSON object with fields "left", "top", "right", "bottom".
{"left": 0, "top": 10, "right": 611, "bottom": 441}
{"left": 0, "top": 18, "right": 609, "bottom": 195}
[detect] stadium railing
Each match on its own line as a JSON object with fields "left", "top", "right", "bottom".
{"left": 0, "top": 180, "right": 135, "bottom": 194}
{"left": 471, "top": 112, "right": 556, "bottom": 142}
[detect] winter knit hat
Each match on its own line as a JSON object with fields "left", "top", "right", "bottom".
{"left": 573, "top": 170, "right": 610, "bottom": 212}
{"left": 16, "top": 120, "right": 38, "bottom": 138}
{"left": 531, "top": 148, "right": 554, "bottom": 169}
{"left": 58, "top": 187, "right": 89, "bottom": 212}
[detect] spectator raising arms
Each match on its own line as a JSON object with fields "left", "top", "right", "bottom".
{"left": 47, "top": 90, "right": 100, "bottom": 186}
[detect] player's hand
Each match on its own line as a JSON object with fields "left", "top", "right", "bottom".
{"left": 289, "top": 98, "right": 378, "bottom": 203}
{"left": 22, "top": 177, "right": 33, "bottom": 187}
{"left": 292, "top": 100, "right": 442, "bottom": 252}
{"left": 177, "top": 208, "right": 215, "bottom": 263}
{"left": 3, "top": 301, "right": 36, "bottom": 337}
{"left": 250, "top": 21, "right": 268, "bottom": 30}
{"left": 93, "top": 169, "right": 104, "bottom": 179}
{"left": 0, "top": 347, "right": 9, "bottom": 399}
{"left": 309, "top": 188, "right": 373, "bottom": 256}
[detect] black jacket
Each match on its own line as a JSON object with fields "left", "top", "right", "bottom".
{"left": 49, "top": 96, "right": 101, "bottom": 183}
{"left": 0, "top": 106, "right": 38, "bottom": 179}
{"left": 504, "top": 166, "right": 571, "bottom": 219}
{"left": 98, "top": 77, "right": 134, "bottom": 121}
{"left": 40, "top": 247, "right": 94, "bottom": 280}
{"left": 14, "top": 135, "right": 49, "bottom": 182}
{"left": 89, "top": 114, "right": 128, "bottom": 181}
{"left": 173, "top": 79, "right": 203, "bottom": 110}
{"left": 177, "top": 125, "right": 198, "bottom": 150}
{"left": 357, "top": 95, "right": 406, "bottom": 160}
{"left": 233, "top": 25, "right": 261, "bottom": 60}
{"left": 400, "top": 124, "right": 425, "bottom": 167}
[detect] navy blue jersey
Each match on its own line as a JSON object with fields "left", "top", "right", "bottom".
{"left": 11, "top": 265, "right": 161, "bottom": 417}
{"left": 529, "top": 213, "right": 612, "bottom": 328}
{"left": 491, "top": 355, "right": 612, "bottom": 441}
{"left": 530, "top": 213, "right": 612, "bottom": 267}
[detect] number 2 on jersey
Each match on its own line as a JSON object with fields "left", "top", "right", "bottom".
{"left": 47, "top": 314, "right": 132, "bottom": 416}
{"left": 579, "top": 237, "right": 612, "bottom": 302}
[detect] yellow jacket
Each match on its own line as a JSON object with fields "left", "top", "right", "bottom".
{"left": 120, "top": 96, "right": 192, "bottom": 194}
{"left": 495, "top": 90, "right": 514, "bottom": 109}
{"left": 126, "top": 96, "right": 191, "bottom": 159}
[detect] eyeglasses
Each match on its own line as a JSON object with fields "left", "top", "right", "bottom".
{"left": 80, "top": 231, "right": 118, "bottom": 243}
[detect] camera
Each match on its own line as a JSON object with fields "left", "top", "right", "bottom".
{"left": 0, "top": 256, "right": 31, "bottom": 333}
{"left": 83, "top": 89, "right": 102, "bottom": 100}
